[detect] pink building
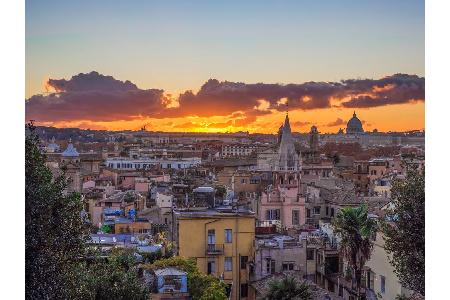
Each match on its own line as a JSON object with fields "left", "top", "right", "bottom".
{"left": 259, "top": 115, "right": 306, "bottom": 229}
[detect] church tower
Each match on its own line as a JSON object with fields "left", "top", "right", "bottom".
{"left": 61, "top": 140, "right": 82, "bottom": 193}
{"left": 273, "top": 113, "right": 301, "bottom": 189}
{"left": 259, "top": 112, "right": 306, "bottom": 228}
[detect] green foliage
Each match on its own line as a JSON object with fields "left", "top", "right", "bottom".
{"left": 79, "top": 248, "right": 149, "bottom": 299}
{"left": 124, "top": 191, "right": 136, "bottom": 203}
{"left": 140, "top": 249, "right": 163, "bottom": 264}
{"left": 265, "top": 276, "right": 312, "bottom": 300}
{"left": 383, "top": 167, "right": 425, "bottom": 295}
{"left": 101, "top": 224, "right": 112, "bottom": 233}
{"left": 26, "top": 124, "right": 148, "bottom": 299}
{"left": 198, "top": 280, "right": 228, "bottom": 300}
{"left": 26, "top": 123, "right": 89, "bottom": 299}
{"left": 145, "top": 257, "right": 227, "bottom": 300}
{"left": 332, "top": 204, "right": 377, "bottom": 299}
{"left": 215, "top": 185, "right": 227, "bottom": 198}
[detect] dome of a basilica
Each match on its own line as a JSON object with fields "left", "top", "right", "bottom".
{"left": 62, "top": 140, "right": 79, "bottom": 157}
{"left": 346, "top": 111, "right": 364, "bottom": 134}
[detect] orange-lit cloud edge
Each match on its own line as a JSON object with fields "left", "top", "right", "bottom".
{"left": 27, "top": 72, "right": 425, "bottom": 134}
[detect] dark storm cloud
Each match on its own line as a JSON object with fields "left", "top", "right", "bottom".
{"left": 26, "top": 72, "right": 167, "bottom": 122}
{"left": 171, "top": 79, "right": 343, "bottom": 117}
{"left": 341, "top": 74, "right": 425, "bottom": 108}
{"left": 46, "top": 71, "right": 138, "bottom": 92}
{"left": 25, "top": 72, "right": 425, "bottom": 123}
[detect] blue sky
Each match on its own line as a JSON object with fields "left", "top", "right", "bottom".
{"left": 26, "top": 0, "right": 424, "bottom": 98}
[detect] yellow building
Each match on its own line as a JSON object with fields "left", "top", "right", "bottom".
{"left": 365, "top": 232, "right": 412, "bottom": 300}
{"left": 176, "top": 208, "right": 255, "bottom": 300}
{"left": 114, "top": 219, "right": 151, "bottom": 234}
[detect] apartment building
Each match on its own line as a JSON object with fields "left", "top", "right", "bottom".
{"left": 176, "top": 208, "right": 255, "bottom": 300}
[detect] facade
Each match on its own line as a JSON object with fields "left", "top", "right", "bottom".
{"left": 114, "top": 218, "right": 151, "bottom": 234}
{"left": 61, "top": 142, "right": 82, "bottom": 193}
{"left": 368, "top": 158, "right": 393, "bottom": 183}
{"left": 364, "top": 232, "right": 412, "bottom": 300}
{"left": 105, "top": 157, "right": 202, "bottom": 170}
{"left": 222, "top": 144, "right": 257, "bottom": 158}
{"left": 176, "top": 208, "right": 255, "bottom": 300}
{"left": 251, "top": 235, "right": 316, "bottom": 281}
{"left": 256, "top": 147, "right": 278, "bottom": 171}
{"left": 259, "top": 114, "right": 306, "bottom": 229}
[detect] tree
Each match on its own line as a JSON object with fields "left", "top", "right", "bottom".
{"left": 265, "top": 276, "right": 311, "bottom": 300}
{"left": 383, "top": 167, "right": 425, "bottom": 295}
{"left": 145, "top": 257, "right": 227, "bottom": 300}
{"left": 80, "top": 248, "right": 149, "bottom": 299}
{"left": 26, "top": 123, "right": 89, "bottom": 299}
{"left": 332, "top": 204, "right": 377, "bottom": 299}
{"left": 215, "top": 185, "right": 227, "bottom": 199}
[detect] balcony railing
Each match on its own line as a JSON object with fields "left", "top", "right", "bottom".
{"left": 206, "top": 244, "right": 224, "bottom": 255}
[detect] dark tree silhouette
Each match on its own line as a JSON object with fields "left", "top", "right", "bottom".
{"left": 26, "top": 122, "right": 88, "bottom": 299}
{"left": 383, "top": 167, "right": 425, "bottom": 295}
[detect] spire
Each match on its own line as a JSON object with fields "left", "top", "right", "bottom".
{"left": 286, "top": 98, "right": 289, "bottom": 117}
{"left": 353, "top": 111, "right": 356, "bottom": 117}
{"left": 277, "top": 111, "right": 297, "bottom": 171}
{"left": 283, "top": 113, "right": 291, "bottom": 134}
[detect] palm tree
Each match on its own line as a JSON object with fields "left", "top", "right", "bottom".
{"left": 332, "top": 204, "right": 377, "bottom": 299}
{"left": 265, "top": 276, "right": 311, "bottom": 300}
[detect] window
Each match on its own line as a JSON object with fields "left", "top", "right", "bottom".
{"left": 207, "top": 229, "right": 215, "bottom": 245}
{"left": 307, "top": 249, "right": 314, "bottom": 260}
{"left": 330, "top": 208, "right": 335, "bottom": 217}
{"left": 240, "top": 283, "right": 248, "bottom": 298}
{"left": 207, "top": 260, "right": 215, "bottom": 275}
{"left": 292, "top": 210, "right": 300, "bottom": 225}
{"left": 306, "top": 209, "right": 311, "bottom": 218}
{"left": 224, "top": 257, "right": 232, "bottom": 271}
{"left": 241, "top": 179, "right": 247, "bottom": 184}
{"left": 224, "top": 229, "right": 232, "bottom": 243}
{"left": 380, "top": 275, "right": 386, "bottom": 294}
{"left": 265, "top": 258, "right": 276, "bottom": 274}
{"left": 241, "top": 256, "right": 248, "bottom": 269}
{"left": 282, "top": 262, "right": 295, "bottom": 271}
{"left": 266, "top": 209, "right": 280, "bottom": 220}
{"left": 326, "top": 207, "right": 329, "bottom": 216}
{"left": 314, "top": 206, "right": 321, "bottom": 215}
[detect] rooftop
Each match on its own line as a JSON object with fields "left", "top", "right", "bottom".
{"left": 175, "top": 206, "right": 255, "bottom": 218}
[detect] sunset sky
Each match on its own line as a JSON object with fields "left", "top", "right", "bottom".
{"left": 25, "top": 0, "right": 424, "bottom": 133}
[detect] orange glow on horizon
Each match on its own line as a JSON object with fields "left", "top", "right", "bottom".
{"left": 33, "top": 102, "right": 424, "bottom": 134}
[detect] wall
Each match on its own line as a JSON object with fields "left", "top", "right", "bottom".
{"left": 178, "top": 214, "right": 255, "bottom": 300}
{"left": 365, "top": 232, "right": 411, "bottom": 300}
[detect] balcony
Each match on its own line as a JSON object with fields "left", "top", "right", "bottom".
{"left": 206, "top": 244, "right": 224, "bottom": 255}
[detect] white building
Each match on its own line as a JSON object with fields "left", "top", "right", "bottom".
{"left": 105, "top": 157, "right": 202, "bottom": 170}
{"left": 155, "top": 191, "right": 174, "bottom": 209}
{"left": 221, "top": 144, "right": 257, "bottom": 158}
